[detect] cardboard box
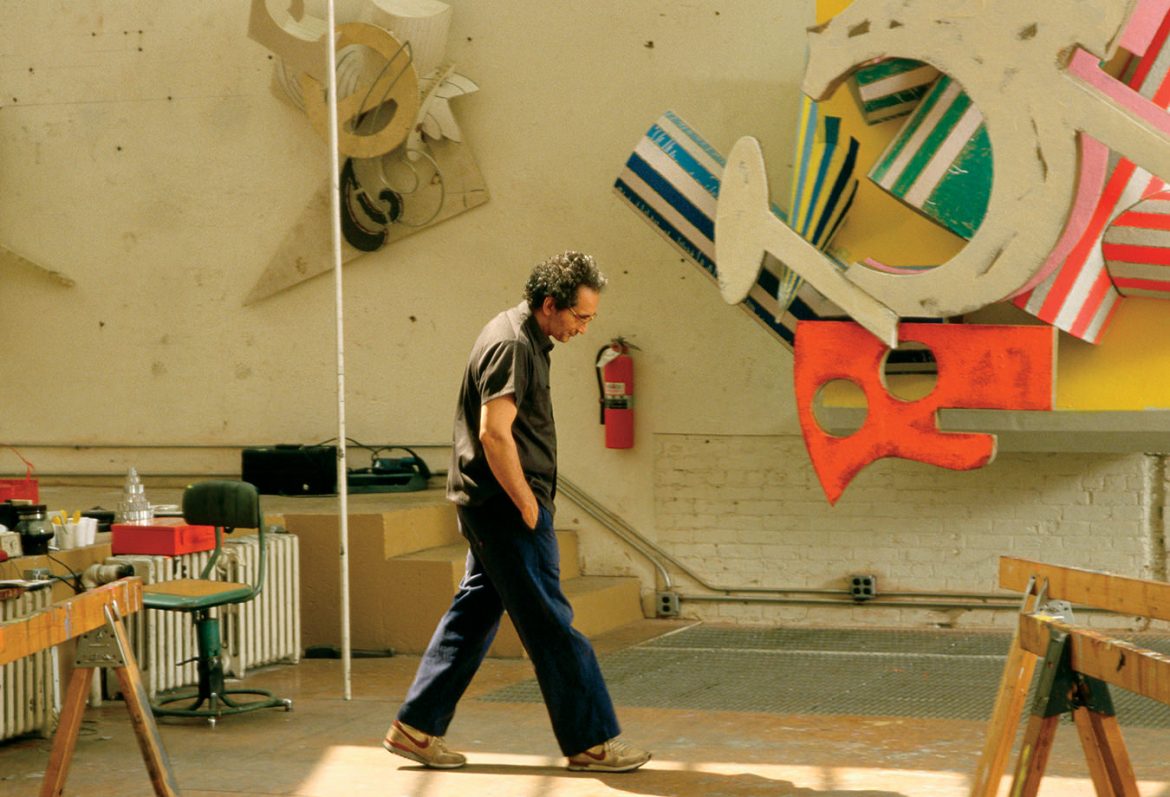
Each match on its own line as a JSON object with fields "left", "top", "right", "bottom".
{"left": 111, "top": 519, "right": 215, "bottom": 556}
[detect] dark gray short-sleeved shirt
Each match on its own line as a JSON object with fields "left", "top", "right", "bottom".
{"left": 447, "top": 302, "right": 556, "bottom": 509}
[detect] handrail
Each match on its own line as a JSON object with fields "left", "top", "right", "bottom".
{"left": 558, "top": 476, "right": 673, "bottom": 590}
{"left": 559, "top": 475, "right": 848, "bottom": 596}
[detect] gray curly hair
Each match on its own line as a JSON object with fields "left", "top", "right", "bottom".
{"left": 523, "top": 251, "right": 607, "bottom": 310}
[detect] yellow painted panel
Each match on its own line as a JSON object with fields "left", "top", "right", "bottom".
{"left": 1056, "top": 299, "right": 1170, "bottom": 409}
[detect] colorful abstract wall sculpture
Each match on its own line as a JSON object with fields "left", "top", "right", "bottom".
{"left": 615, "top": 0, "right": 1170, "bottom": 502}
{"left": 244, "top": 0, "right": 487, "bottom": 303}
{"left": 726, "top": 0, "right": 1170, "bottom": 332}
{"left": 794, "top": 322, "right": 1056, "bottom": 504}
{"left": 1102, "top": 189, "right": 1170, "bottom": 298}
{"left": 855, "top": 7, "right": 1170, "bottom": 343}
{"left": 614, "top": 109, "right": 858, "bottom": 347}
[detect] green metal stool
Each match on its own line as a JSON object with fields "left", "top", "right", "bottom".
{"left": 143, "top": 480, "right": 292, "bottom": 725}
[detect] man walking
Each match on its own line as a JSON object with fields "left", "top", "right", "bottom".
{"left": 383, "top": 251, "right": 650, "bottom": 773}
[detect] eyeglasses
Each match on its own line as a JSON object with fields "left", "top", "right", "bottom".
{"left": 566, "top": 306, "right": 597, "bottom": 324}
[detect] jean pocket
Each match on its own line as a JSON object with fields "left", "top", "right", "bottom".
{"left": 536, "top": 504, "right": 553, "bottom": 531}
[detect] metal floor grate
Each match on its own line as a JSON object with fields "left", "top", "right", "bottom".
{"left": 481, "top": 625, "right": 1170, "bottom": 727}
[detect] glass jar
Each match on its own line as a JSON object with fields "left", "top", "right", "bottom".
{"left": 16, "top": 504, "right": 54, "bottom": 556}
{"left": 116, "top": 467, "right": 152, "bottom": 524}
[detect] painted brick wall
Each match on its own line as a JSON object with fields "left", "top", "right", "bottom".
{"left": 651, "top": 434, "right": 1169, "bottom": 630}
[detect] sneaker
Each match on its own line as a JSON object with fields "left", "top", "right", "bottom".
{"left": 383, "top": 720, "right": 467, "bottom": 769}
{"left": 567, "top": 737, "right": 651, "bottom": 772}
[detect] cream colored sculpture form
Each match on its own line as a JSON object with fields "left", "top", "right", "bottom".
{"left": 245, "top": 0, "right": 486, "bottom": 303}
{"left": 249, "top": 0, "right": 451, "bottom": 83}
{"left": 298, "top": 20, "right": 421, "bottom": 159}
{"left": 248, "top": 0, "right": 330, "bottom": 82}
{"left": 718, "top": 137, "right": 900, "bottom": 347}
{"left": 717, "top": 0, "right": 1170, "bottom": 344}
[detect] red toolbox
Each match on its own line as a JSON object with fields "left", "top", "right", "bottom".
{"left": 111, "top": 518, "right": 216, "bottom": 556}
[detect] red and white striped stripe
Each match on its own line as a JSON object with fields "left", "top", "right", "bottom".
{"left": 1103, "top": 190, "right": 1170, "bottom": 297}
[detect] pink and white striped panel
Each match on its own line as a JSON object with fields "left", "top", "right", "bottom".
{"left": 1013, "top": 10, "right": 1170, "bottom": 342}
{"left": 1103, "top": 190, "right": 1170, "bottom": 298}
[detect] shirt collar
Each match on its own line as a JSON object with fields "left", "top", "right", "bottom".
{"left": 519, "top": 301, "right": 554, "bottom": 355}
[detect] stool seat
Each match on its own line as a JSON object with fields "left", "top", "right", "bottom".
{"left": 144, "top": 579, "right": 253, "bottom": 611}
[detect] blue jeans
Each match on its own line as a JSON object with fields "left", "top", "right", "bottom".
{"left": 396, "top": 494, "right": 620, "bottom": 755}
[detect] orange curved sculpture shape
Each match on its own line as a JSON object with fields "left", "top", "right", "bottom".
{"left": 795, "top": 322, "right": 1055, "bottom": 504}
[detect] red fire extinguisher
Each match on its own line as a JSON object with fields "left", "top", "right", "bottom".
{"left": 596, "top": 338, "right": 635, "bottom": 449}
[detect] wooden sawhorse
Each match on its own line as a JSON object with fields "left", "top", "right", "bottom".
{"left": 970, "top": 556, "right": 1170, "bottom": 797}
{"left": 0, "top": 578, "right": 181, "bottom": 797}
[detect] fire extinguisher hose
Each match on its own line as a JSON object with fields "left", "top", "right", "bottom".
{"left": 594, "top": 344, "right": 610, "bottom": 425}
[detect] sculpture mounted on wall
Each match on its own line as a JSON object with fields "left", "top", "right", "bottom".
{"left": 720, "top": 0, "right": 1170, "bottom": 338}
{"left": 619, "top": 0, "right": 1170, "bottom": 502}
{"left": 858, "top": 11, "right": 1170, "bottom": 343}
{"left": 245, "top": 0, "right": 487, "bottom": 303}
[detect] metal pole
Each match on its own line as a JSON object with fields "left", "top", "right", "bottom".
{"left": 323, "top": 0, "right": 352, "bottom": 701}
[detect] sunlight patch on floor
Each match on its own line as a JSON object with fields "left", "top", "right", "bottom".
{"left": 293, "top": 745, "right": 1170, "bottom": 797}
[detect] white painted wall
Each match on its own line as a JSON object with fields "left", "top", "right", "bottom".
{"left": 642, "top": 436, "right": 1169, "bottom": 630}
{"left": 0, "top": 0, "right": 808, "bottom": 533}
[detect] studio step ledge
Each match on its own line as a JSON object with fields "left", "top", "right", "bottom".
{"left": 377, "top": 532, "right": 644, "bottom": 658}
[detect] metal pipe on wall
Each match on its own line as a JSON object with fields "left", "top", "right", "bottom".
{"left": 677, "top": 594, "right": 1018, "bottom": 610}
{"left": 676, "top": 593, "right": 1109, "bottom": 612}
{"left": 559, "top": 477, "right": 675, "bottom": 590}
{"left": 1141, "top": 453, "right": 1169, "bottom": 583}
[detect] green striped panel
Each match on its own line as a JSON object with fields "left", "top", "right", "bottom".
{"left": 869, "top": 75, "right": 992, "bottom": 239}
{"left": 851, "top": 58, "right": 940, "bottom": 124}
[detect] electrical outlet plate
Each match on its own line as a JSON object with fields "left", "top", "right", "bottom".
{"left": 656, "top": 590, "right": 681, "bottom": 617}
{"left": 850, "top": 574, "right": 877, "bottom": 601}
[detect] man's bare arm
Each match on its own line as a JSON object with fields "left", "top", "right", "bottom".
{"left": 480, "top": 395, "right": 540, "bottom": 529}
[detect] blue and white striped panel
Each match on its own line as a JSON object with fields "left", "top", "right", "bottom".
{"left": 615, "top": 111, "right": 835, "bottom": 347}
{"left": 615, "top": 111, "right": 723, "bottom": 277}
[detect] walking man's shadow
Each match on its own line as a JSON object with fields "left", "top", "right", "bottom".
{"left": 437, "top": 762, "right": 909, "bottom": 796}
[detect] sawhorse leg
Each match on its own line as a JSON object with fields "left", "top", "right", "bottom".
{"left": 40, "top": 663, "right": 95, "bottom": 797}
{"left": 970, "top": 581, "right": 1040, "bottom": 797}
{"left": 1009, "top": 701, "right": 1139, "bottom": 797}
{"left": 39, "top": 606, "right": 181, "bottom": 797}
{"left": 1072, "top": 705, "right": 1139, "bottom": 797}
{"left": 1010, "top": 713, "right": 1061, "bottom": 797}
{"left": 1008, "top": 624, "right": 1139, "bottom": 797}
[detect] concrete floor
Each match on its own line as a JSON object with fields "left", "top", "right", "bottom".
{"left": 2, "top": 620, "right": 1170, "bottom": 797}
